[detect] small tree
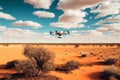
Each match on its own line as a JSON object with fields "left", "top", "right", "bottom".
{"left": 23, "top": 45, "right": 55, "bottom": 72}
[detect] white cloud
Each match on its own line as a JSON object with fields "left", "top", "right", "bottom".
{"left": 12, "top": 20, "right": 42, "bottom": 29}
{"left": 24, "top": 0, "right": 54, "bottom": 9}
{"left": 50, "top": 0, "right": 107, "bottom": 29}
{"left": 2, "top": 28, "right": 37, "bottom": 38}
{"left": 82, "top": 30, "right": 104, "bottom": 37}
{"left": 58, "top": 0, "right": 107, "bottom": 10}
{"left": 110, "top": 32, "right": 120, "bottom": 37}
{"left": 0, "top": 26, "right": 7, "bottom": 32}
{"left": 0, "top": 26, "right": 120, "bottom": 43}
{"left": 59, "top": 10, "right": 87, "bottom": 23}
{"left": 71, "top": 30, "right": 79, "bottom": 33}
{"left": 96, "top": 27, "right": 109, "bottom": 32}
{"left": 97, "top": 23, "right": 120, "bottom": 32}
{"left": 91, "top": 0, "right": 120, "bottom": 18}
{"left": 50, "top": 22, "right": 85, "bottom": 29}
{"left": 33, "top": 11, "right": 55, "bottom": 18}
{"left": 104, "top": 15, "right": 120, "bottom": 23}
{"left": 0, "top": 26, "right": 52, "bottom": 43}
{"left": 0, "top": 12, "right": 16, "bottom": 20}
{"left": 50, "top": 10, "right": 87, "bottom": 29}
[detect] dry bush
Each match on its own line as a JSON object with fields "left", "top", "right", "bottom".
{"left": 65, "top": 60, "right": 80, "bottom": 71}
{"left": 115, "top": 60, "right": 120, "bottom": 67}
{"left": 104, "top": 56, "right": 118, "bottom": 65}
{"left": 2, "top": 75, "right": 62, "bottom": 80}
{"left": 6, "top": 60, "right": 19, "bottom": 69}
{"left": 101, "top": 65, "right": 120, "bottom": 80}
{"left": 42, "top": 61, "right": 56, "bottom": 72}
{"left": 56, "top": 60, "right": 80, "bottom": 72}
{"left": 80, "top": 53, "right": 87, "bottom": 57}
{"left": 4, "top": 73, "right": 12, "bottom": 80}
{"left": 80, "top": 52, "right": 89, "bottom": 57}
{"left": 23, "top": 45, "right": 55, "bottom": 72}
{"left": 15, "top": 59, "right": 39, "bottom": 77}
{"left": 74, "top": 44, "right": 79, "bottom": 48}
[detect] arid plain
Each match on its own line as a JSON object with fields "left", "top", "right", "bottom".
{"left": 0, "top": 44, "right": 120, "bottom": 80}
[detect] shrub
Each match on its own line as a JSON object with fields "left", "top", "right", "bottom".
{"left": 56, "top": 60, "right": 80, "bottom": 72}
{"left": 3, "top": 75, "right": 63, "bottom": 80}
{"left": 15, "top": 59, "right": 39, "bottom": 77}
{"left": 42, "top": 61, "right": 56, "bottom": 72}
{"left": 104, "top": 56, "right": 118, "bottom": 65}
{"left": 4, "top": 73, "right": 12, "bottom": 80}
{"left": 6, "top": 60, "right": 19, "bottom": 69}
{"left": 80, "top": 52, "right": 89, "bottom": 57}
{"left": 80, "top": 53, "right": 87, "bottom": 57}
{"left": 101, "top": 65, "right": 120, "bottom": 80}
{"left": 74, "top": 44, "right": 79, "bottom": 48}
{"left": 23, "top": 46, "right": 55, "bottom": 71}
{"left": 65, "top": 60, "right": 80, "bottom": 71}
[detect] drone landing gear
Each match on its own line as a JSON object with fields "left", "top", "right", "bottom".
{"left": 58, "top": 36, "right": 62, "bottom": 38}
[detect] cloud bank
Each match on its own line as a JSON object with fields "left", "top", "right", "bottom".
{"left": 91, "top": 0, "right": 120, "bottom": 18}
{"left": 50, "top": 0, "right": 107, "bottom": 29}
{"left": 58, "top": 0, "right": 106, "bottom": 10}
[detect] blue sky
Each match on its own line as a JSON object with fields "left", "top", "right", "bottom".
{"left": 0, "top": 0, "right": 63, "bottom": 33}
{"left": 0, "top": 0, "right": 120, "bottom": 43}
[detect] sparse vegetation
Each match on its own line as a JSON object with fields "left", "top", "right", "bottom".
{"left": 64, "top": 60, "right": 80, "bottom": 71}
{"left": 42, "top": 61, "right": 56, "bottom": 72}
{"left": 74, "top": 44, "right": 79, "bottom": 48}
{"left": 6, "top": 60, "right": 19, "bottom": 69}
{"left": 3, "top": 74, "right": 62, "bottom": 80}
{"left": 80, "top": 53, "right": 87, "bottom": 57}
{"left": 101, "top": 65, "right": 120, "bottom": 80}
{"left": 23, "top": 45, "right": 55, "bottom": 72}
{"left": 80, "top": 52, "right": 88, "bottom": 57}
{"left": 15, "top": 59, "right": 39, "bottom": 77}
{"left": 3, "top": 46, "right": 62, "bottom": 80}
{"left": 56, "top": 60, "right": 80, "bottom": 72}
{"left": 104, "top": 56, "right": 118, "bottom": 65}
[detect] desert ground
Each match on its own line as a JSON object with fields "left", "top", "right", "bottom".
{"left": 0, "top": 44, "right": 120, "bottom": 80}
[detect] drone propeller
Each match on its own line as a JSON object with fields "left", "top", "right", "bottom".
{"left": 50, "top": 31, "right": 53, "bottom": 35}
{"left": 67, "top": 30, "right": 70, "bottom": 34}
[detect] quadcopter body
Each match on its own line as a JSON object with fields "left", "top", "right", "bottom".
{"left": 50, "top": 30, "right": 70, "bottom": 38}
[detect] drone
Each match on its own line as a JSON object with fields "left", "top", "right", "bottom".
{"left": 50, "top": 30, "right": 70, "bottom": 38}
